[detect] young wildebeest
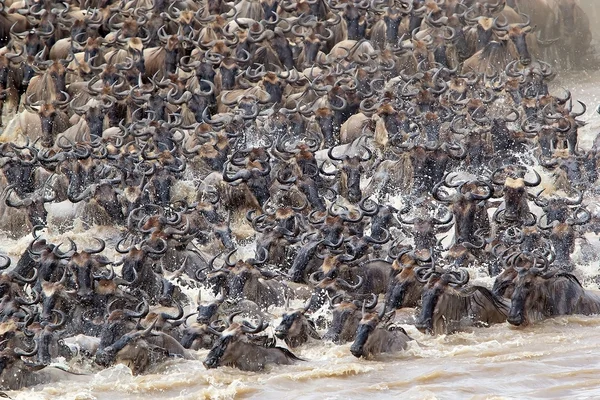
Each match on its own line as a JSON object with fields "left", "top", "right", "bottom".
{"left": 203, "top": 314, "right": 304, "bottom": 371}
{"left": 350, "top": 306, "right": 413, "bottom": 359}
{"left": 415, "top": 269, "right": 510, "bottom": 335}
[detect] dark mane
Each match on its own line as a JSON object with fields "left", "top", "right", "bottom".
{"left": 470, "top": 286, "right": 510, "bottom": 314}
{"left": 555, "top": 272, "right": 584, "bottom": 288}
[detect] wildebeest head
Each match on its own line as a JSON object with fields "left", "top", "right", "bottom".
{"left": 385, "top": 249, "right": 432, "bottom": 310}
{"left": 350, "top": 305, "right": 410, "bottom": 358}
{"left": 474, "top": 17, "right": 495, "bottom": 51}
{"left": 4, "top": 184, "right": 55, "bottom": 228}
{"left": 0, "top": 342, "right": 40, "bottom": 390}
{"left": 179, "top": 318, "right": 223, "bottom": 350}
{"left": 534, "top": 190, "right": 583, "bottom": 224}
{"left": 300, "top": 33, "right": 324, "bottom": 67}
{"left": 496, "top": 18, "right": 535, "bottom": 66}
{"left": 350, "top": 307, "right": 386, "bottom": 358}
{"left": 492, "top": 165, "right": 540, "bottom": 224}
{"left": 433, "top": 174, "right": 493, "bottom": 243}
{"left": 287, "top": 233, "right": 324, "bottom": 283}
{"left": 40, "top": 277, "right": 73, "bottom": 324}
{"left": 223, "top": 159, "right": 272, "bottom": 206}
{"left": 94, "top": 320, "right": 156, "bottom": 374}
{"left": 557, "top": 0, "right": 577, "bottom": 35}
{"left": 307, "top": 274, "right": 363, "bottom": 312}
{"left": 0, "top": 257, "right": 38, "bottom": 320}
{"left": 538, "top": 203, "right": 589, "bottom": 270}
{"left": 97, "top": 299, "right": 149, "bottom": 351}
{"left": 0, "top": 145, "right": 38, "bottom": 196}
{"left": 224, "top": 248, "right": 270, "bottom": 298}
{"left": 261, "top": 72, "right": 284, "bottom": 104}
{"left": 274, "top": 300, "right": 320, "bottom": 348}
{"left": 64, "top": 238, "right": 112, "bottom": 302}
{"left": 383, "top": 7, "right": 404, "bottom": 45}
{"left": 32, "top": 104, "right": 57, "bottom": 147}
{"left": 196, "top": 290, "right": 226, "bottom": 324}
{"left": 218, "top": 57, "right": 239, "bottom": 91}
{"left": 414, "top": 269, "right": 469, "bottom": 334}
{"left": 34, "top": 309, "right": 68, "bottom": 365}
{"left": 398, "top": 207, "right": 454, "bottom": 251}
{"left": 328, "top": 145, "right": 372, "bottom": 203}
{"left": 343, "top": 5, "right": 366, "bottom": 40}
{"left": 506, "top": 254, "right": 556, "bottom": 326}
{"left": 47, "top": 61, "right": 67, "bottom": 98}
{"left": 400, "top": 143, "right": 466, "bottom": 195}
{"left": 16, "top": 28, "right": 48, "bottom": 79}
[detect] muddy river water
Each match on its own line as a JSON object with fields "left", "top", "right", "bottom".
{"left": 17, "top": 313, "right": 600, "bottom": 400}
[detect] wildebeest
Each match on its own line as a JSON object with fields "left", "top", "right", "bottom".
{"left": 507, "top": 255, "right": 600, "bottom": 326}
{"left": 554, "top": 0, "right": 592, "bottom": 69}
{"left": 274, "top": 300, "right": 320, "bottom": 348}
{"left": 326, "top": 145, "right": 373, "bottom": 203}
{"left": 385, "top": 249, "right": 433, "bottom": 311}
{"left": 433, "top": 173, "right": 493, "bottom": 244}
{"left": 214, "top": 248, "right": 295, "bottom": 308}
{"left": 95, "top": 321, "right": 159, "bottom": 374}
{"left": 492, "top": 165, "right": 541, "bottom": 226}
{"left": 350, "top": 306, "right": 412, "bottom": 358}
{"left": 415, "top": 269, "right": 510, "bottom": 335}
{"left": 0, "top": 341, "right": 86, "bottom": 390}
{"left": 203, "top": 314, "right": 303, "bottom": 371}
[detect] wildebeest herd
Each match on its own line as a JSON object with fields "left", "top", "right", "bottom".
{"left": 0, "top": 0, "right": 596, "bottom": 392}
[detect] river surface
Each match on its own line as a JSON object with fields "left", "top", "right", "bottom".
{"left": 11, "top": 313, "right": 600, "bottom": 400}
{"left": 0, "top": 69, "right": 597, "bottom": 400}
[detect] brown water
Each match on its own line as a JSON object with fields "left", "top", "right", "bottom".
{"left": 9, "top": 312, "right": 600, "bottom": 400}
{"left": 1, "top": 70, "right": 599, "bottom": 400}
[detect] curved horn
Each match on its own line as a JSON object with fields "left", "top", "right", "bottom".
{"left": 83, "top": 238, "right": 105, "bottom": 254}
{"left": 524, "top": 170, "right": 541, "bottom": 187}
{"left": 240, "top": 316, "right": 267, "bottom": 334}
{"left": 336, "top": 275, "right": 363, "bottom": 291}
{"left": 14, "top": 341, "right": 38, "bottom": 357}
